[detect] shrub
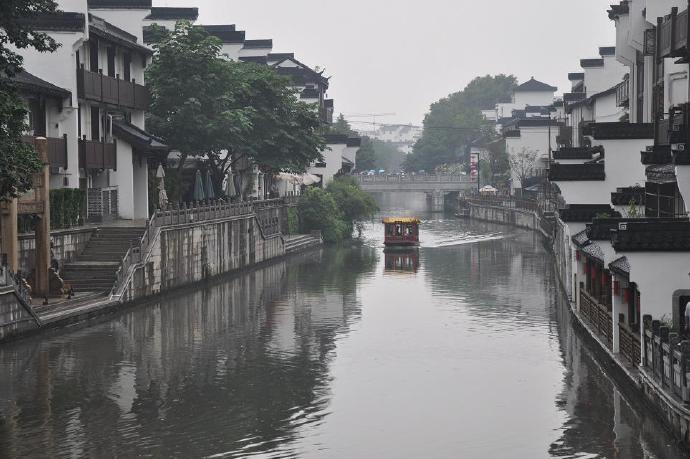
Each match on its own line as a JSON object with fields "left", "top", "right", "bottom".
{"left": 50, "top": 188, "right": 85, "bottom": 229}
{"left": 298, "top": 187, "right": 349, "bottom": 243}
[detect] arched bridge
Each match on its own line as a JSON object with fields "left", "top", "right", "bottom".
{"left": 354, "top": 175, "right": 477, "bottom": 211}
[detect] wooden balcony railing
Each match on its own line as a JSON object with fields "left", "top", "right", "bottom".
{"left": 78, "top": 139, "right": 116, "bottom": 170}
{"left": 616, "top": 78, "right": 629, "bottom": 107}
{"left": 22, "top": 134, "right": 68, "bottom": 169}
{"left": 77, "top": 67, "right": 149, "bottom": 111}
{"left": 581, "top": 289, "right": 613, "bottom": 349}
{"left": 658, "top": 7, "right": 689, "bottom": 59}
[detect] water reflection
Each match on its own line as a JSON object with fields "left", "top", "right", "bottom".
{"left": 384, "top": 249, "right": 420, "bottom": 273}
{"left": 0, "top": 217, "right": 685, "bottom": 458}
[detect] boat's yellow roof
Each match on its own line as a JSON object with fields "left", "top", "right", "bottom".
{"left": 382, "top": 217, "right": 421, "bottom": 224}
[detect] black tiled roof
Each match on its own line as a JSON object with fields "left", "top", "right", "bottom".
{"left": 324, "top": 134, "right": 349, "bottom": 144}
{"left": 645, "top": 164, "right": 677, "bottom": 183}
{"left": 611, "top": 186, "right": 645, "bottom": 205}
{"left": 10, "top": 71, "right": 71, "bottom": 99}
{"left": 243, "top": 39, "right": 272, "bottom": 49}
{"left": 88, "top": 0, "right": 151, "bottom": 8}
{"left": 346, "top": 137, "right": 362, "bottom": 147}
{"left": 599, "top": 46, "right": 616, "bottom": 56}
{"left": 239, "top": 56, "right": 268, "bottom": 65}
{"left": 276, "top": 66, "right": 329, "bottom": 88}
{"left": 564, "top": 92, "right": 586, "bottom": 103}
{"left": 504, "top": 130, "right": 520, "bottom": 138}
{"left": 674, "top": 149, "right": 690, "bottom": 165}
{"left": 583, "top": 243, "right": 605, "bottom": 261}
{"left": 572, "top": 230, "right": 590, "bottom": 247}
{"left": 568, "top": 72, "right": 585, "bottom": 81}
{"left": 514, "top": 77, "right": 557, "bottom": 93}
{"left": 553, "top": 146, "right": 603, "bottom": 160}
{"left": 560, "top": 204, "right": 620, "bottom": 223}
{"left": 199, "top": 26, "right": 245, "bottom": 43}
{"left": 549, "top": 163, "right": 605, "bottom": 181}
{"left": 580, "top": 58, "right": 604, "bottom": 68}
{"left": 18, "top": 12, "right": 85, "bottom": 32}
{"left": 612, "top": 219, "right": 690, "bottom": 251}
{"left": 146, "top": 7, "right": 199, "bottom": 20}
{"left": 200, "top": 24, "right": 236, "bottom": 32}
{"left": 268, "top": 53, "right": 294, "bottom": 62}
{"left": 608, "top": 2, "right": 630, "bottom": 20}
{"left": 113, "top": 119, "right": 169, "bottom": 154}
{"left": 585, "top": 122, "right": 654, "bottom": 140}
{"left": 640, "top": 145, "right": 672, "bottom": 165}
{"left": 609, "top": 257, "right": 630, "bottom": 278}
{"left": 517, "top": 119, "right": 561, "bottom": 128}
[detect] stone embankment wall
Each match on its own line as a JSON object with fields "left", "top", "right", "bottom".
{"left": 0, "top": 287, "right": 39, "bottom": 340}
{"left": 118, "top": 206, "right": 287, "bottom": 303}
{"left": 469, "top": 203, "right": 539, "bottom": 231}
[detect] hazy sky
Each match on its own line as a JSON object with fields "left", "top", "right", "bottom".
{"left": 158, "top": 0, "right": 615, "bottom": 127}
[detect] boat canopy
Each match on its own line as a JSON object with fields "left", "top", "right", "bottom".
{"left": 382, "top": 217, "right": 421, "bottom": 224}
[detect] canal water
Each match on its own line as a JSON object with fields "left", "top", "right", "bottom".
{"left": 0, "top": 214, "right": 687, "bottom": 458}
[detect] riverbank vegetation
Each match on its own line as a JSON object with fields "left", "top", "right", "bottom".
{"left": 404, "top": 75, "right": 516, "bottom": 178}
{"left": 297, "top": 177, "right": 378, "bottom": 243}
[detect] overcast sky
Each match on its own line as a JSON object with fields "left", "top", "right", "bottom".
{"left": 158, "top": 0, "right": 615, "bottom": 127}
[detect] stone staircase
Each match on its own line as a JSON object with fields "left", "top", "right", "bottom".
{"left": 60, "top": 226, "right": 146, "bottom": 293}
{"left": 284, "top": 234, "right": 322, "bottom": 254}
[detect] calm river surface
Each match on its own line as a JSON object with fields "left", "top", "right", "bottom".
{"left": 0, "top": 213, "right": 687, "bottom": 458}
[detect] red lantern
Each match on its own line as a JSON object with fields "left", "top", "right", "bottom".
{"left": 576, "top": 251, "right": 581, "bottom": 261}
{"left": 591, "top": 265, "right": 597, "bottom": 280}
{"left": 623, "top": 288, "right": 630, "bottom": 303}
{"left": 584, "top": 264, "right": 589, "bottom": 274}
{"left": 613, "top": 280, "right": 620, "bottom": 295}
{"left": 601, "top": 272, "right": 608, "bottom": 284}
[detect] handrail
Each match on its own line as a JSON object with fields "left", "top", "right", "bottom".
{"left": 0, "top": 267, "right": 42, "bottom": 326}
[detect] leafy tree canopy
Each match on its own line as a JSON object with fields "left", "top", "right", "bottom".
{"left": 329, "top": 113, "right": 357, "bottom": 136}
{"left": 355, "top": 137, "right": 405, "bottom": 172}
{"left": 298, "top": 187, "right": 349, "bottom": 243}
{"left": 146, "top": 22, "right": 325, "bottom": 188}
{"left": 404, "top": 74, "right": 517, "bottom": 172}
{"left": 0, "top": 0, "right": 59, "bottom": 201}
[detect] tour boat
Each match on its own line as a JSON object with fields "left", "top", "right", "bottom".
{"left": 383, "top": 217, "right": 421, "bottom": 247}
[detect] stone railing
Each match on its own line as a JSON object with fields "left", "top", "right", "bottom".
{"left": 356, "top": 174, "right": 472, "bottom": 184}
{"left": 110, "top": 198, "right": 291, "bottom": 300}
{"left": 642, "top": 316, "right": 690, "bottom": 402}
{"left": 0, "top": 266, "right": 41, "bottom": 325}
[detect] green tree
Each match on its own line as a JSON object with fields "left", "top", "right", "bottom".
{"left": 404, "top": 74, "right": 516, "bottom": 172}
{"left": 0, "top": 0, "right": 60, "bottom": 200}
{"left": 329, "top": 113, "right": 357, "bottom": 136}
{"left": 298, "top": 187, "right": 349, "bottom": 243}
{"left": 147, "top": 22, "right": 325, "bottom": 191}
{"left": 355, "top": 137, "right": 376, "bottom": 171}
{"left": 326, "top": 176, "right": 378, "bottom": 235}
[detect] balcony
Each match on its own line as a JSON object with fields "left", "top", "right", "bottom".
{"left": 658, "top": 7, "right": 689, "bottom": 59}
{"left": 616, "top": 77, "right": 629, "bottom": 107}
{"left": 22, "top": 134, "right": 68, "bottom": 169}
{"left": 548, "top": 162, "right": 605, "bottom": 181}
{"left": 77, "top": 67, "right": 149, "bottom": 111}
{"left": 78, "top": 139, "right": 116, "bottom": 170}
{"left": 619, "top": 318, "right": 641, "bottom": 368}
{"left": 556, "top": 126, "right": 572, "bottom": 147}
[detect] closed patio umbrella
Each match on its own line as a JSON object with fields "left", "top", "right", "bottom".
{"left": 205, "top": 170, "right": 216, "bottom": 200}
{"left": 193, "top": 169, "right": 206, "bottom": 201}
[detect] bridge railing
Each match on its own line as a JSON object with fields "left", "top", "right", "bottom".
{"left": 355, "top": 174, "right": 475, "bottom": 184}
